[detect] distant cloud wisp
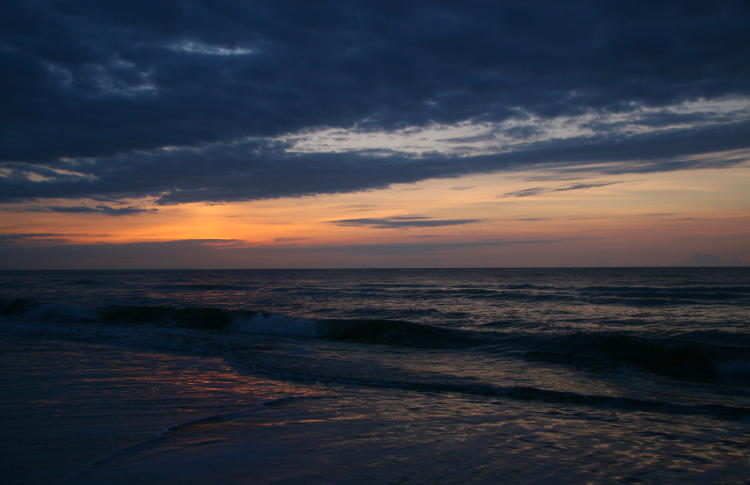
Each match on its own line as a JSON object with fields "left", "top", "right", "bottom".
{"left": 330, "top": 216, "right": 482, "bottom": 229}
{"left": 501, "top": 181, "right": 623, "bottom": 198}
{"left": 26, "top": 205, "right": 156, "bottom": 216}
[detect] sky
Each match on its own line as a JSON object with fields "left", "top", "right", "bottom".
{"left": 1, "top": 0, "right": 749, "bottom": 269}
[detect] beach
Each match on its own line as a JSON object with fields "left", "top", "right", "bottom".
{"left": 0, "top": 335, "right": 318, "bottom": 484}
{"left": 1, "top": 268, "right": 750, "bottom": 483}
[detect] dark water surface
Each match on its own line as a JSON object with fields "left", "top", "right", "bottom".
{"left": 1, "top": 268, "right": 749, "bottom": 483}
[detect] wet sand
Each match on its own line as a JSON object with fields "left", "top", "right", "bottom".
{"left": 0, "top": 334, "right": 311, "bottom": 485}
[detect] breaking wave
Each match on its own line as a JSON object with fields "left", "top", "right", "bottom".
{"left": 2, "top": 297, "right": 749, "bottom": 387}
{"left": 0, "top": 298, "right": 481, "bottom": 348}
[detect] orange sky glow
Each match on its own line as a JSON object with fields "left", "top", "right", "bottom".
{"left": 2, "top": 161, "right": 748, "bottom": 269}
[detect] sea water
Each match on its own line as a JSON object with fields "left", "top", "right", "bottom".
{"left": 1, "top": 268, "right": 749, "bottom": 483}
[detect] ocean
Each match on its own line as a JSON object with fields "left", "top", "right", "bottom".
{"left": 1, "top": 268, "right": 749, "bottom": 484}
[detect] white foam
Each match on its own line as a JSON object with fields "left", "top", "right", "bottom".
{"left": 232, "top": 313, "right": 320, "bottom": 338}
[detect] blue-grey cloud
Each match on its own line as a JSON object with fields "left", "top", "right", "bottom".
{"left": 0, "top": 232, "right": 73, "bottom": 247}
{"left": 273, "top": 237, "right": 310, "bottom": 243}
{"left": 0, "top": 233, "right": 65, "bottom": 242}
{"left": 555, "top": 182, "right": 623, "bottom": 192}
{"left": 501, "top": 187, "right": 546, "bottom": 198}
{"left": 330, "top": 216, "right": 481, "bottom": 229}
{"left": 25, "top": 205, "right": 156, "bottom": 216}
{"left": 501, "top": 181, "right": 623, "bottom": 198}
{"left": 1, "top": 1, "right": 749, "bottom": 205}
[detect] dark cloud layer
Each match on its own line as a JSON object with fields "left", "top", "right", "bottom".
{"left": 2, "top": 120, "right": 749, "bottom": 205}
{"left": 2, "top": 0, "right": 750, "bottom": 204}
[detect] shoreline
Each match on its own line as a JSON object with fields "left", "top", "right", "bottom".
{"left": 0, "top": 334, "right": 314, "bottom": 485}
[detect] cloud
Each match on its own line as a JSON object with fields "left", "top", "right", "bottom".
{"left": 329, "top": 216, "right": 481, "bottom": 229}
{"left": 3, "top": 129, "right": 746, "bottom": 206}
{"left": 554, "top": 182, "right": 622, "bottom": 192}
{"left": 273, "top": 237, "right": 310, "bottom": 243}
{"left": 0, "top": 236, "right": 564, "bottom": 269}
{"left": 501, "top": 187, "right": 546, "bottom": 198}
{"left": 501, "top": 181, "right": 622, "bottom": 198}
{"left": 1, "top": 1, "right": 749, "bottom": 205}
{"left": 0, "top": 232, "right": 70, "bottom": 246}
{"left": 0, "top": 232, "right": 64, "bottom": 241}
{"left": 25, "top": 205, "right": 156, "bottom": 216}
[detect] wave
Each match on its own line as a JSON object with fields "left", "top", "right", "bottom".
{"left": 0, "top": 298, "right": 36, "bottom": 315}
{"left": 227, "top": 350, "right": 750, "bottom": 421}
{"left": 63, "top": 279, "right": 107, "bottom": 286}
{"left": 718, "top": 360, "right": 750, "bottom": 377}
{"left": 3, "top": 298, "right": 749, "bottom": 383}
{"left": 425, "top": 288, "right": 566, "bottom": 300}
{"left": 233, "top": 314, "right": 482, "bottom": 348}
{"left": 0, "top": 298, "right": 482, "bottom": 349}
{"left": 321, "top": 319, "right": 480, "bottom": 348}
{"left": 100, "top": 306, "right": 232, "bottom": 330}
{"left": 578, "top": 285, "right": 750, "bottom": 304}
{"left": 233, "top": 313, "right": 322, "bottom": 338}
{"left": 106, "top": 305, "right": 482, "bottom": 348}
{"left": 5, "top": 297, "right": 750, "bottom": 421}
{"left": 525, "top": 333, "right": 750, "bottom": 383}
{"left": 355, "top": 282, "right": 436, "bottom": 289}
{"left": 154, "top": 284, "right": 250, "bottom": 291}
{"left": 502, "top": 283, "right": 554, "bottom": 290}
{"left": 291, "top": 283, "right": 749, "bottom": 305}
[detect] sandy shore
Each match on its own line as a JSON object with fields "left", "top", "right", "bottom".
{"left": 0, "top": 334, "right": 312, "bottom": 485}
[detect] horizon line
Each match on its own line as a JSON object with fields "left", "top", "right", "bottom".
{"left": 1, "top": 265, "right": 748, "bottom": 272}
